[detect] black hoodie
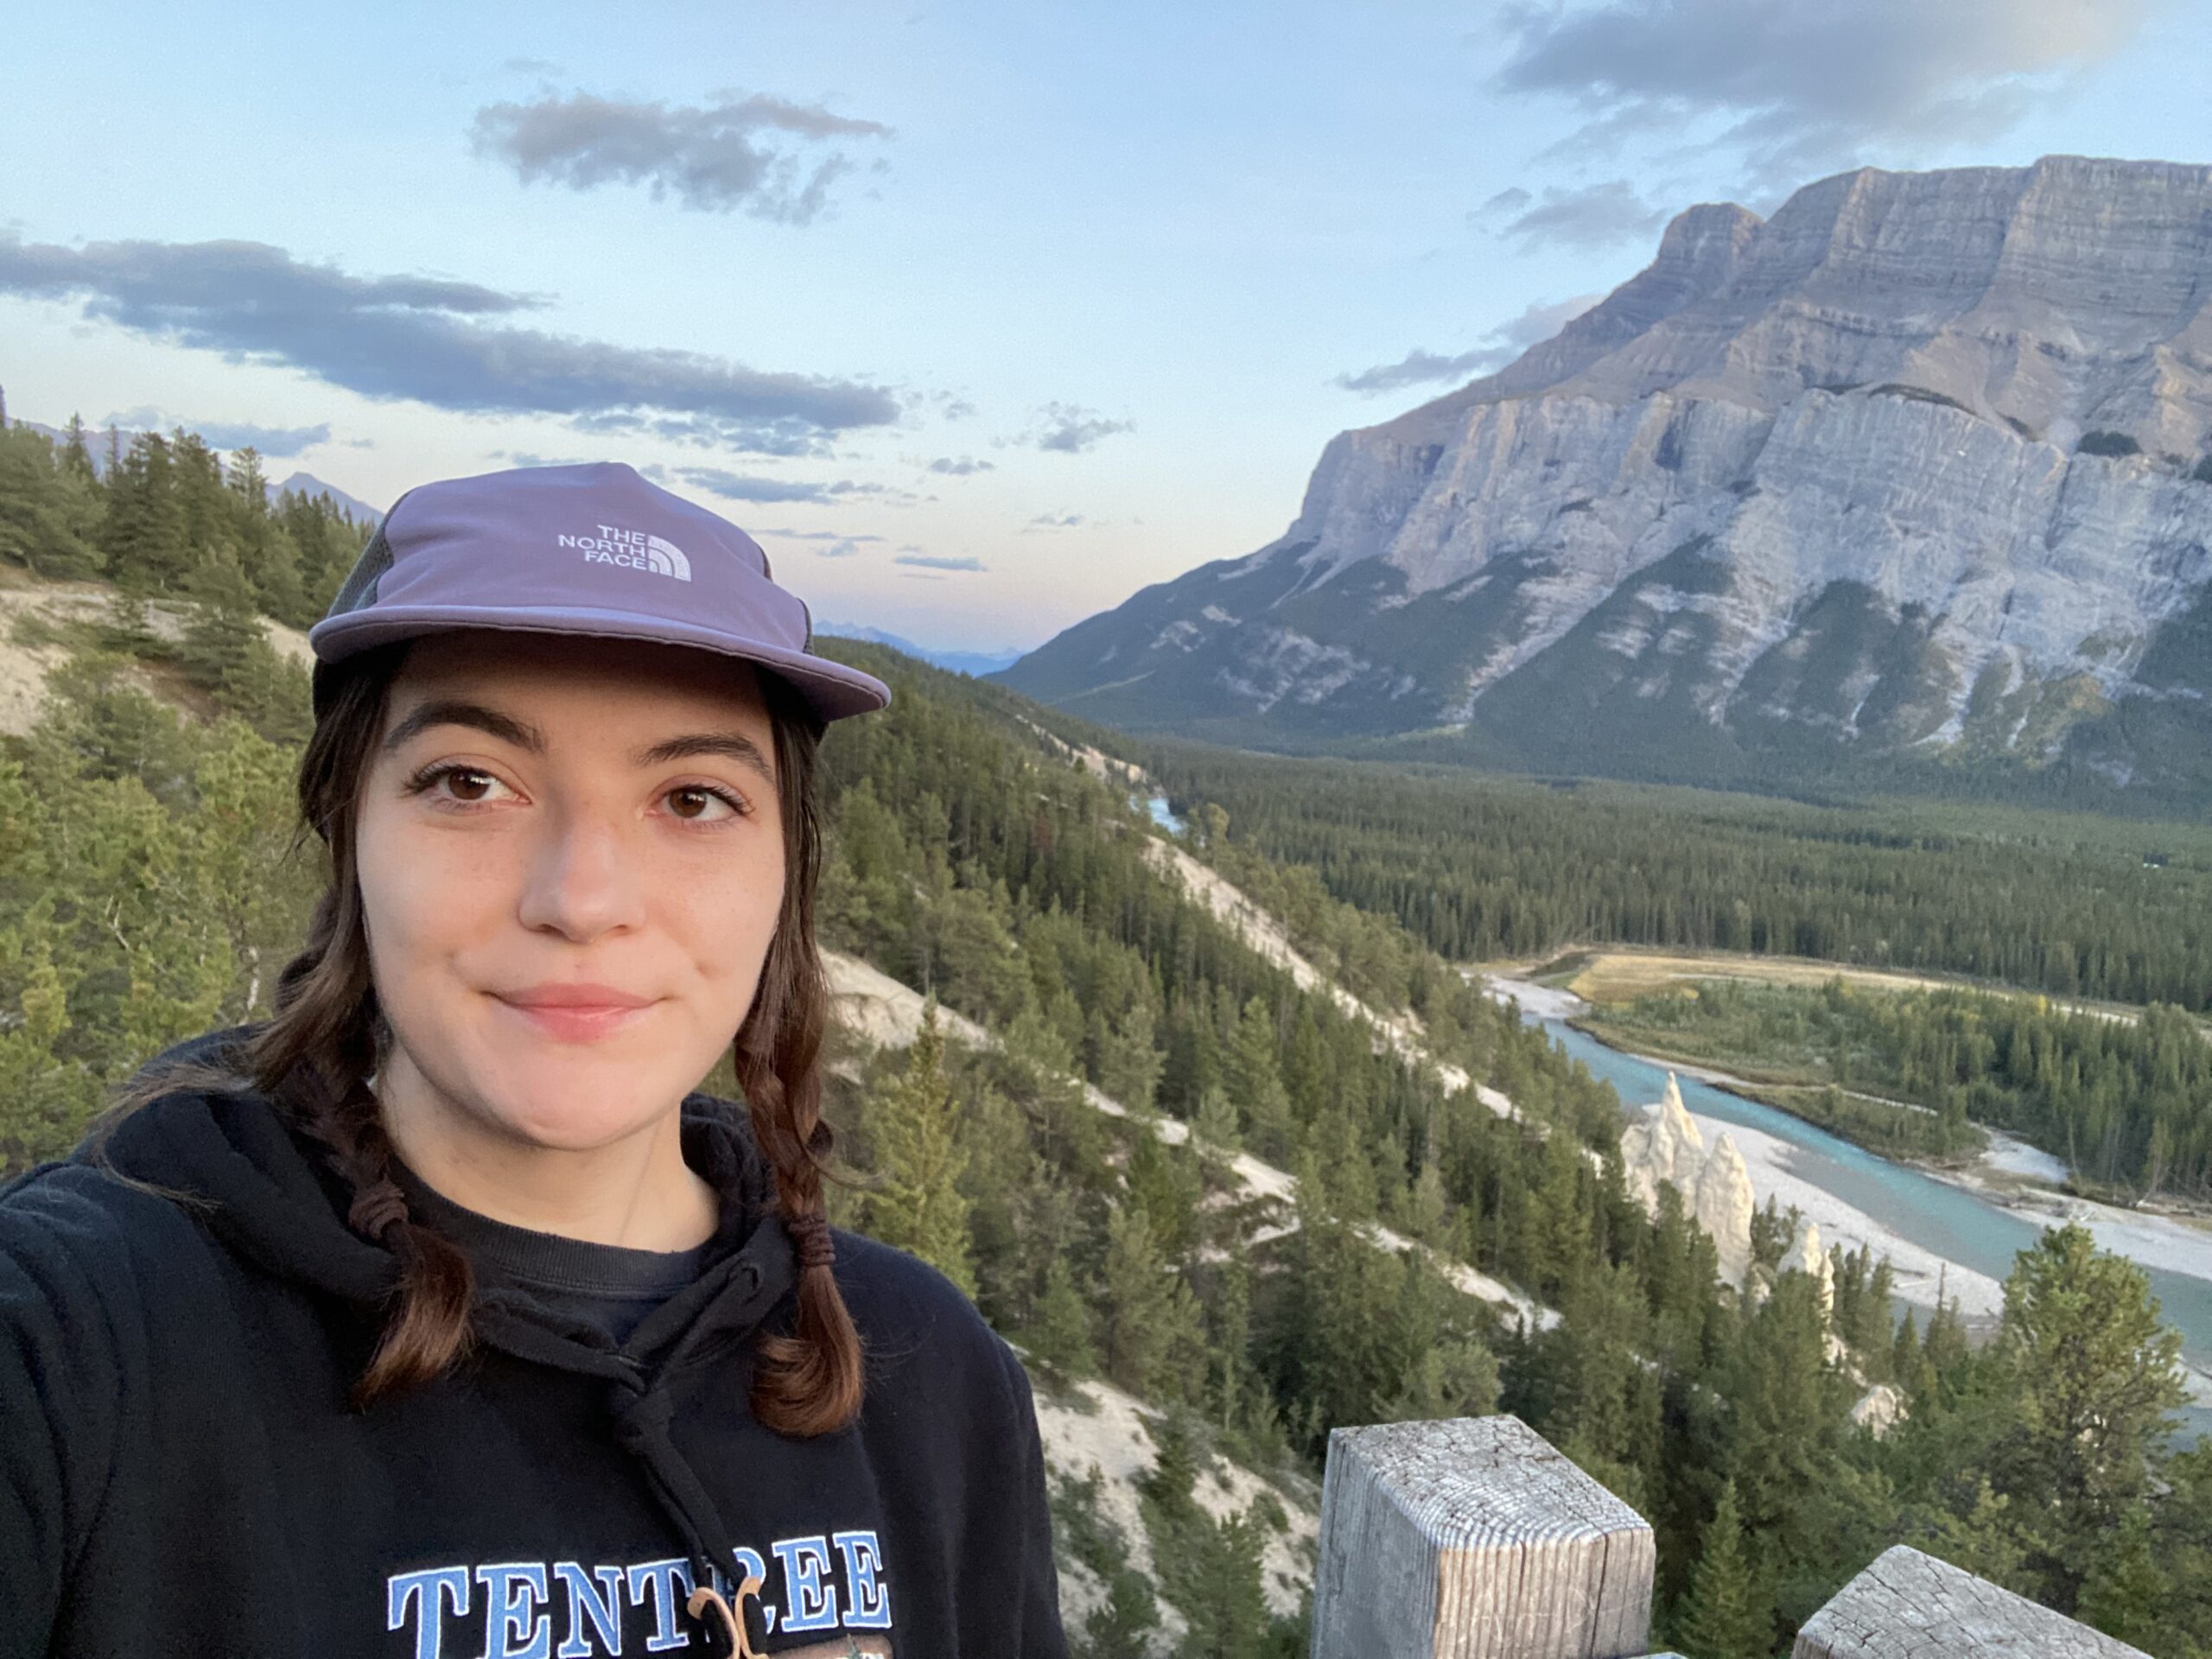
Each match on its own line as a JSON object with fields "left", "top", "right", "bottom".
{"left": 0, "top": 1032, "right": 1065, "bottom": 1657}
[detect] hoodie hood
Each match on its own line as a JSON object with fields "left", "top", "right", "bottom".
{"left": 91, "top": 1027, "right": 810, "bottom": 1643}
{"left": 92, "top": 1026, "right": 798, "bottom": 1353}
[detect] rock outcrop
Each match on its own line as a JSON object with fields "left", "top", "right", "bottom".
{"left": 1783, "top": 1217, "right": 1837, "bottom": 1319}
{"left": 1001, "top": 156, "right": 2212, "bottom": 798}
{"left": 1619, "top": 1071, "right": 1756, "bottom": 1285}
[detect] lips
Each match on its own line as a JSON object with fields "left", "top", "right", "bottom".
{"left": 491, "top": 983, "right": 658, "bottom": 1044}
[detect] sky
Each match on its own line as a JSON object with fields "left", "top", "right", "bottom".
{"left": 4, "top": 2, "right": 2209, "bottom": 654}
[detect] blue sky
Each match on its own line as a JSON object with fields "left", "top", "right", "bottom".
{"left": 5, "top": 1, "right": 2208, "bottom": 652}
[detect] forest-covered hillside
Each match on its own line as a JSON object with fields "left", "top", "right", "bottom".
{"left": 1138, "top": 741, "right": 2212, "bottom": 1012}
{"left": 3, "top": 416, "right": 2209, "bottom": 1655}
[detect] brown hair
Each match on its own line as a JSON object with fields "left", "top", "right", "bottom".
{"left": 149, "top": 641, "right": 861, "bottom": 1433}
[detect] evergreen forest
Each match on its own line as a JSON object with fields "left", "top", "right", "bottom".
{"left": 2, "top": 416, "right": 2209, "bottom": 1654}
{"left": 1140, "top": 741, "right": 2212, "bottom": 1011}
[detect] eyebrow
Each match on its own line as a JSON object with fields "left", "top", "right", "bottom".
{"left": 382, "top": 699, "right": 775, "bottom": 785}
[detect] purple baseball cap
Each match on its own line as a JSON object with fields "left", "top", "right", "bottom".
{"left": 308, "top": 461, "right": 890, "bottom": 721}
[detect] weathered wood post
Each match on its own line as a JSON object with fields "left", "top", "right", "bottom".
{"left": 1793, "top": 1546, "right": 2150, "bottom": 1658}
{"left": 1309, "top": 1414, "right": 1658, "bottom": 1659}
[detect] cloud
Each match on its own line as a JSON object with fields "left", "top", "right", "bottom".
{"left": 1472, "top": 186, "right": 1533, "bottom": 222}
{"left": 674, "top": 467, "right": 887, "bottom": 505}
{"left": 926, "top": 455, "right": 994, "bottom": 475}
{"left": 1335, "top": 293, "right": 1602, "bottom": 394}
{"left": 0, "top": 231, "right": 899, "bottom": 447}
{"left": 99, "top": 407, "right": 331, "bottom": 457}
{"left": 1022, "top": 512, "right": 1085, "bottom": 531}
{"left": 759, "top": 527, "right": 886, "bottom": 543}
{"left": 1027, "top": 402, "right": 1134, "bottom": 454}
{"left": 894, "top": 551, "right": 984, "bottom": 572}
{"left": 472, "top": 90, "right": 890, "bottom": 221}
{"left": 811, "top": 539, "right": 870, "bottom": 558}
{"left": 503, "top": 56, "right": 562, "bottom": 76}
{"left": 1493, "top": 0, "right": 2152, "bottom": 183}
{"left": 1481, "top": 180, "right": 1668, "bottom": 251}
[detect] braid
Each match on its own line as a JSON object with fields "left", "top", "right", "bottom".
{"left": 250, "top": 874, "right": 476, "bottom": 1408}
{"left": 740, "top": 687, "right": 864, "bottom": 1437}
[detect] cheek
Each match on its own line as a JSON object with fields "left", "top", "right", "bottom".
{"left": 665, "top": 842, "right": 788, "bottom": 1011}
{"left": 353, "top": 806, "right": 507, "bottom": 978}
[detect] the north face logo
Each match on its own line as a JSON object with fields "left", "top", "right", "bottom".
{"left": 558, "top": 524, "right": 693, "bottom": 581}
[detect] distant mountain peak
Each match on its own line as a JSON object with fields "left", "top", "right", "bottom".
{"left": 999, "top": 156, "right": 2212, "bottom": 800}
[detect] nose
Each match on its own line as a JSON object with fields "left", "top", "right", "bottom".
{"left": 516, "top": 802, "right": 645, "bottom": 943}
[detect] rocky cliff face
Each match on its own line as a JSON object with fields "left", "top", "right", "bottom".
{"left": 1001, "top": 157, "right": 2212, "bottom": 795}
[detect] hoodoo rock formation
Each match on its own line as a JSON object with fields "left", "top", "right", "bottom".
{"left": 1620, "top": 1072, "right": 1757, "bottom": 1286}
{"left": 1002, "top": 156, "right": 2212, "bottom": 797}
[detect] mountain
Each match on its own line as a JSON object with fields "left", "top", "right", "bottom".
{"left": 816, "top": 620, "right": 1022, "bottom": 677}
{"left": 999, "top": 156, "right": 2212, "bottom": 800}
{"left": 270, "top": 471, "right": 381, "bottom": 524}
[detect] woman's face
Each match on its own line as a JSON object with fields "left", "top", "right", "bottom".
{"left": 354, "top": 631, "right": 786, "bottom": 1154}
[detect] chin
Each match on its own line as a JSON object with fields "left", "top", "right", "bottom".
{"left": 467, "top": 1044, "right": 698, "bottom": 1153}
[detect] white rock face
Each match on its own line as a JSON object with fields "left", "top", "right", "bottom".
{"left": 1849, "top": 1382, "right": 1909, "bottom": 1439}
{"left": 1004, "top": 156, "right": 2212, "bottom": 782}
{"left": 1783, "top": 1217, "right": 1837, "bottom": 1319}
{"left": 1619, "top": 1071, "right": 1756, "bottom": 1286}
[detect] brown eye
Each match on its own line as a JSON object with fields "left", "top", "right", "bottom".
{"left": 664, "top": 785, "right": 742, "bottom": 823}
{"left": 445, "top": 769, "right": 496, "bottom": 802}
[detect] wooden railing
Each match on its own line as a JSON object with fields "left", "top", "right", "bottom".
{"left": 1308, "top": 1414, "right": 2150, "bottom": 1658}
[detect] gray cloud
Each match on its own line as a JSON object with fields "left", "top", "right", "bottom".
{"left": 927, "top": 455, "right": 994, "bottom": 475}
{"left": 674, "top": 467, "right": 887, "bottom": 505}
{"left": 101, "top": 407, "right": 332, "bottom": 457}
{"left": 895, "top": 552, "right": 984, "bottom": 572}
{"left": 1472, "top": 186, "right": 1533, "bottom": 222}
{"left": 1027, "top": 402, "right": 1134, "bottom": 454}
{"left": 1495, "top": 0, "right": 2151, "bottom": 183}
{"left": 1022, "top": 512, "right": 1085, "bottom": 531}
{"left": 503, "top": 57, "right": 563, "bottom": 76}
{"left": 0, "top": 231, "right": 899, "bottom": 447}
{"left": 1335, "top": 293, "right": 1601, "bottom": 394}
{"left": 812, "top": 539, "right": 869, "bottom": 558}
{"left": 1484, "top": 180, "right": 1668, "bottom": 251}
{"left": 473, "top": 90, "right": 890, "bottom": 221}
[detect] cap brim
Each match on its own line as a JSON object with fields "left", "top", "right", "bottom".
{"left": 308, "top": 604, "right": 891, "bottom": 722}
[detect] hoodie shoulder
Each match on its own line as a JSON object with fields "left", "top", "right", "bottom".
{"left": 831, "top": 1230, "right": 1026, "bottom": 1398}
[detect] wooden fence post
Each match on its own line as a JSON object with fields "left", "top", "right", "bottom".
{"left": 1309, "top": 1414, "right": 1656, "bottom": 1659}
{"left": 1794, "top": 1546, "right": 2150, "bottom": 1658}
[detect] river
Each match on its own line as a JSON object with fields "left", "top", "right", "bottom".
{"left": 1516, "top": 1004, "right": 2212, "bottom": 1435}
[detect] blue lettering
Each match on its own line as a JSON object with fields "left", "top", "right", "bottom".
{"left": 552, "top": 1563, "right": 624, "bottom": 1657}
{"left": 624, "top": 1560, "right": 694, "bottom": 1653}
{"left": 475, "top": 1564, "right": 551, "bottom": 1659}
{"left": 833, "top": 1531, "right": 891, "bottom": 1629}
{"left": 387, "top": 1567, "right": 471, "bottom": 1659}
{"left": 772, "top": 1536, "right": 838, "bottom": 1634}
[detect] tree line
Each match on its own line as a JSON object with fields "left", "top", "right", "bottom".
{"left": 1138, "top": 742, "right": 2212, "bottom": 1013}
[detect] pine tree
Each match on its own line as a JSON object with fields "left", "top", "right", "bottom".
{"left": 861, "top": 1007, "right": 976, "bottom": 1295}
{"left": 1224, "top": 995, "right": 1293, "bottom": 1162}
{"left": 1673, "top": 1479, "right": 1768, "bottom": 1659}
{"left": 1999, "top": 1223, "right": 2188, "bottom": 1603}
{"left": 1026, "top": 1256, "right": 1094, "bottom": 1376}
{"left": 2074, "top": 1505, "right": 2164, "bottom": 1649}
{"left": 1098, "top": 1202, "right": 1203, "bottom": 1400}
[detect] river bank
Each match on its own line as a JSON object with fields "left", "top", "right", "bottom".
{"left": 1484, "top": 974, "right": 2212, "bottom": 1413}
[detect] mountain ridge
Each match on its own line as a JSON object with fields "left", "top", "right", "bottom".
{"left": 1000, "top": 155, "right": 2212, "bottom": 801}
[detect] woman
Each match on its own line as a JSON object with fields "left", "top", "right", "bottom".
{"left": 0, "top": 461, "right": 1066, "bottom": 1658}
